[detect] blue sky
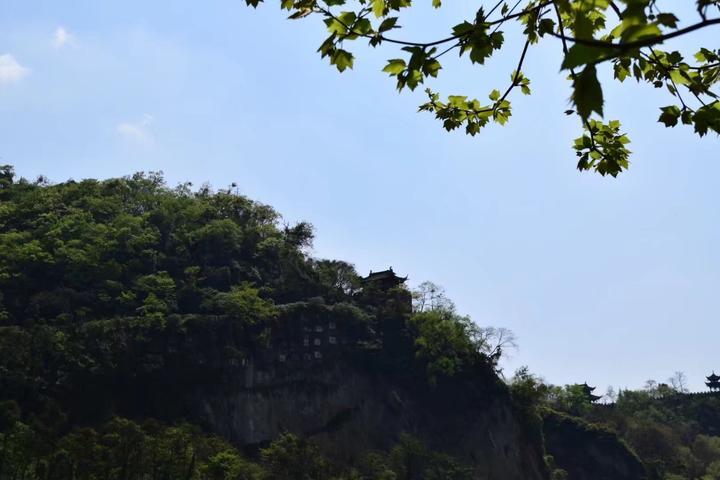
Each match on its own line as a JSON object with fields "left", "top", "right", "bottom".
{"left": 1, "top": 0, "right": 718, "bottom": 393}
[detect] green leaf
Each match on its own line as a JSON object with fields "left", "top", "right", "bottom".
{"left": 372, "top": 0, "right": 385, "bottom": 17}
{"left": 448, "top": 95, "right": 467, "bottom": 107}
{"left": 378, "top": 17, "right": 398, "bottom": 32}
{"left": 354, "top": 18, "right": 373, "bottom": 35}
{"left": 656, "top": 13, "right": 679, "bottom": 28}
{"left": 561, "top": 44, "right": 614, "bottom": 70}
{"left": 452, "top": 21, "right": 475, "bottom": 36}
{"left": 620, "top": 23, "right": 661, "bottom": 43}
{"left": 538, "top": 18, "right": 556, "bottom": 36}
{"left": 422, "top": 59, "right": 441, "bottom": 77}
{"left": 324, "top": 18, "right": 347, "bottom": 35}
{"left": 572, "top": 64, "right": 604, "bottom": 121}
{"left": 669, "top": 69, "right": 690, "bottom": 86}
{"left": 405, "top": 69, "right": 423, "bottom": 90}
{"left": 317, "top": 34, "right": 336, "bottom": 58}
{"left": 693, "top": 101, "right": 720, "bottom": 136}
{"left": 332, "top": 49, "right": 354, "bottom": 72}
{"left": 336, "top": 11, "right": 357, "bottom": 28}
{"left": 658, "top": 105, "right": 681, "bottom": 127}
{"left": 383, "top": 58, "right": 406, "bottom": 75}
{"left": 613, "top": 59, "right": 630, "bottom": 82}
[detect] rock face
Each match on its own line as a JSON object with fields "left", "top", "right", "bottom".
{"left": 189, "top": 357, "right": 547, "bottom": 480}
{"left": 81, "top": 302, "right": 548, "bottom": 479}
{"left": 140, "top": 301, "right": 551, "bottom": 479}
{"left": 543, "top": 411, "right": 647, "bottom": 480}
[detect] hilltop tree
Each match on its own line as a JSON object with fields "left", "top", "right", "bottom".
{"left": 244, "top": 0, "right": 720, "bottom": 176}
{"left": 0, "top": 165, "right": 14, "bottom": 192}
{"left": 668, "top": 371, "right": 689, "bottom": 393}
{"left": 412, "top": 281, "right": 454, "bottom": 313}
{"left": 410, "top": 281, "right": 517, "bottom": 381}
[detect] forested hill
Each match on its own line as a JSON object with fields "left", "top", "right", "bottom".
{"left": 9, "top": 166, "right": 705, "bottom": 480}
{"left": 0, "top": 167, "right": 332, "bottom": 323}
{"left": 0, "top": 166, "right": 549, "bottom": 480}
{"left": 0, "top": 167, "right": 376, "bottom": 423}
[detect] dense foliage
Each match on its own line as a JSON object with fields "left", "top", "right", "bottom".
{"left": 0, "top": 166, "right": 367, "bottom": 421}
{"left": 0, "top": 167, "right": 510, "bottom": 480}
{"left": 244, "top": 0, "right": 720, "bottom": 176}
{"left": 0, "top": 409, "right": 474, "bottom": 480}
{"left": 4, "top": 165, "right": 717, "bottom": 479}
{"left": 509, "top": 367, "right": 720, "bottom": 480}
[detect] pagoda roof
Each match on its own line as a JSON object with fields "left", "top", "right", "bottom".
{"left": 580, "top": 382, "right": 597, "bottom": 392}
{"left": 363, "top": 268, "right": 407, "bottom": 283}
{"left": 707, "top": 372, "right": 720, "bottom": 382}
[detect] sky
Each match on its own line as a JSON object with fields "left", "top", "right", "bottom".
{"left": 1, "top": 1, "right": 718, "bottom": 394}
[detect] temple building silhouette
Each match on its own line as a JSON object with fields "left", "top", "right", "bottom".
{"left": 706, "top": 372, "right": 720, "bottom": 391}
{"left": 580, "top": 382, "right": 602, "bottom": 403}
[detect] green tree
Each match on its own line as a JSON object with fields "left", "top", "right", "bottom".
{"left": 244, "top": 0, "right": 720, "bottom": 176}
{"left": 314, "top": 259, "right": 361, "bottom": 302}
{"left": 0, "top": 165, "right": 14, "bottom": 190}
{"left": 202, "top": 450, "right": 264, "bottom": 480}
{"left": 509, "top": 366, "right": 551, "bottom": 408}
{"left": 410, "top": 282, "right": 516, "bottom": 381}
{"left": 386, "top": 434, "right": 473, "bottom": 480}
{"left": 551, "top": 384, "right": 595, "bottom": 416}
{"left": 260, "top": 433, "right": 329, "bottom": 480}
{"left": 203, "top": 283, "right": 278, "bottom": 325}
{"left": 410, "top": 309, "right": 478, "bottom": 383}
{"left": 411, "top": 281, "right": 454, "bottom": 313}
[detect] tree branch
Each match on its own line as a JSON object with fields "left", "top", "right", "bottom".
{"left": 553, "top": 2, "right": 601, "bottom": 155}
{"left": 499, "top": 38, "right": 532, "bottom": 103}
{"left": 548, "top": 17, "right": 720, "bottom": 51}
{"left": 317, "top": 0, "right": 555, "bottom": 49}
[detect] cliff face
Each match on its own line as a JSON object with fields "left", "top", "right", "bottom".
{"left": 0, "top": 172, "right": 676, "bottom": 479}
{"left": 190, "top": 357, "right": 547, "bottom": 480}
{"left": 176, "top": 303, "right": 549, "bottom": 479}
{"left": 65, "top": 300, "right": 549, "bottom": 479}
{"left": 543, "top": 411, "right": 647, "bottom": 480}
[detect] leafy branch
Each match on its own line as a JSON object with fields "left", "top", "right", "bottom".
{"left": 245, "top": 0, "right": 720, "bottom": 176}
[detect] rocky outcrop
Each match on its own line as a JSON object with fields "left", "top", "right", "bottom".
{"left": 189, "top": 357, "right": 547, "bottom": 480}
{"left": 70, "top": 303, "right": 548, "bottom": 479}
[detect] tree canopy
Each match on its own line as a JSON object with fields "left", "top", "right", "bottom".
{"left": 244, "top": 0, "right": 720, "bottom": 176}
{"left": 0, "top": 168, "right": 520, "bottom": 480}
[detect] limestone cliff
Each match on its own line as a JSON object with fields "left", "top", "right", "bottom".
{"left": 78, "top": 300, "right": 550, "bottom": 479}
{"left": 190, "top": 359, "right": 547, "bottom": 480}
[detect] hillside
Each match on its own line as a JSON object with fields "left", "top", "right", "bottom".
{"left": 7, "top": 167, "right": 697, "bottom": 480}
{"left": 0, "top": 167, "right": 554, "bottom": 479}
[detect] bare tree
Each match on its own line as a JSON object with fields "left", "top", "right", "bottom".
{"left": 411, "top": 281, "right": 454, "bottom": 313}
{"left": 668, "top": 371, "right": 689, "bottom": 393}
{"left": 604, "top": 386, "right": 617, "bottom": 403}
{"left": 472, "top": 327, "right": 518, "bottom": 367}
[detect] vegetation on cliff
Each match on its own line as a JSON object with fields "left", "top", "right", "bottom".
{"left": 509, "top": 367, "right": 720, "bottom": 479}
{"left": 3, "top": 165, "right": 714, "bottom": 480}
{"left": 0, "top": 166, "right": 518, "bottom": 480}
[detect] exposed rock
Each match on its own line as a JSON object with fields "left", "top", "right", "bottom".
{"left": 190, "top": 357, "right": 547, "bottom": 480}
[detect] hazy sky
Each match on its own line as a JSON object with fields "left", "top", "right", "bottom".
{"left": 1, "top": 1, "right": 718, "bottom": 393}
